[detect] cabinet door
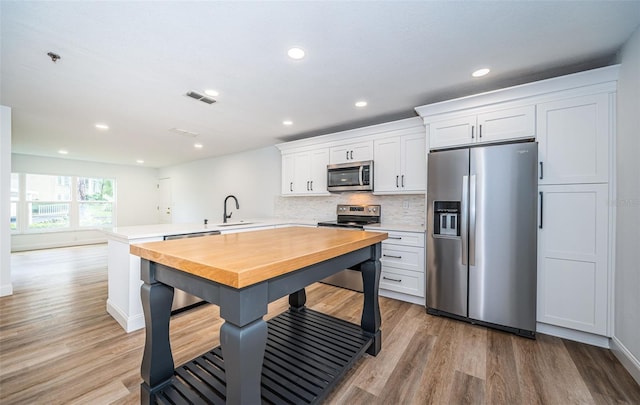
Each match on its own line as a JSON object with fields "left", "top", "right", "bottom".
{"left": 329, "top": 141, "right": 373, "bottom": 164}
{"left": 537, "top": 94, "right": 609, "bottom": 184}
{"left": 428, "top": 115, "right": 476, "bottom": 150}
{"left": 477, "top": 105, "right": 535, "bottom": 144}
{"left": 281, "top": 154, "right": 296, "bottom": 195}
{"left": 308, "top": 149, "right": 329, "bottom": 195}
{"left": 537, "top": 183, "right": 608, "bottom": 335}
{"left": 400, "top": 133, "right": 426, "bottom": 192}
{"left": 293, "top": 153, "right": 312, "bottom": 194}
{"left": 373, "top": 137, "right": 401, "bottom": 192}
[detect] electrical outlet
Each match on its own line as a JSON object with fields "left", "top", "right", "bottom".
{"left": 402, "top": 200, "right": 409, "bottom": 209}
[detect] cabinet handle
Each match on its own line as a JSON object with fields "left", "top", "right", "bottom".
{"left": 350, "top": 150, "right": 354, "bottom": 160}
{"left": 396, "top": 175, "right": 399, "bottom": 188}
{"left": 471, "top": 126, "right": 475, "bottom": 139}
{"left": 388, "top": 236, "right": 402, "bottom": 240}
{"left": 539, "top": 191, "right": 543, "bottom": 229}
{"left": 346, "top": 151, "right": 349, "bottom": 160}
{"left": 479, "top": 124, "right": 482, "bottom": 138}
{"left": 310, "top": 180, "right": 313, "bottom": 191}
{"left": 539, "top": 162, "right": 544, "bottom": 180}
{"left": 383, "top": 276, "right": 402, "bottom": 282}
{"left": 383, "top": 254, "right": 402, "bottom": 259}
{"left": 401, "top": 174, "right": 405, "bottom": 187}
{"left": 290, "top": 182, "right": 293, "bottom": 192}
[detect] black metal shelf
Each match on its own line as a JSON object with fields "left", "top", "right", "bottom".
{"left": 155, "top": 308, "right": 373, "bottom": 405}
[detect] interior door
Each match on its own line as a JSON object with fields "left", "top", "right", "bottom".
{"left": 157, "top": 177, "right": 172, "bottom": 224}
{"left": 426, "top": 148, "right": 469, "bottom": 317}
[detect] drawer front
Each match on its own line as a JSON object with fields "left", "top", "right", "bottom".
{"left": 380, "top": 267, "right": 425, "bottom": 297}
{"left": 384, "top": 231, "right": 425, "bottom": 247}
{"left": 381, "top": 245, "right": 423, "bottom": 272}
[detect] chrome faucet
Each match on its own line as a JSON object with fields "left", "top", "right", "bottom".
{"left": 223, "top": 195, "right": 239, "bottom": 223}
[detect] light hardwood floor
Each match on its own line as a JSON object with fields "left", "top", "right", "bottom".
{"left": 1, "top": 244, "right": 639, "bottom": 404}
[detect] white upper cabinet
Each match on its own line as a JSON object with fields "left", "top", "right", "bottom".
{"left": 374, "top": 133, "right": 426, "bottom": 194}
{"left": 537, "top": 93, "right": 610, "bottom": 185}
{"left": 281, "top": 149, "right": 329, "bottom": 196}
{"left": 428, "top": 105, "right": 535, "bottom": 150}
{"left": 329, "top": 141, "right": 373, "bottom": 164}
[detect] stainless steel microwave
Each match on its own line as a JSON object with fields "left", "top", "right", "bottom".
{"left": 327, "top": 160, "right": 374, "bottom": 192}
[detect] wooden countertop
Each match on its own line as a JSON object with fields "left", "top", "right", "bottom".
{"left": 130, "top": 226, "right": 387, "bottom": 289}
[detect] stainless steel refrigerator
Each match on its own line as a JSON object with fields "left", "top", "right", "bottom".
{"left": 426, "top": 141, "right": 537, "bottom": 337}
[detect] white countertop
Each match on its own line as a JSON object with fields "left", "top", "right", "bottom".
{"left": 104, "top": 218, "right": 423, "bottom": 243}
{"left": 365, "top": 223, "right": 425, "bottom": 233}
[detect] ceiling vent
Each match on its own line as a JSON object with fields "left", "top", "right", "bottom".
{"left": 185, "top": 91, "right": 216, "bottom": 104}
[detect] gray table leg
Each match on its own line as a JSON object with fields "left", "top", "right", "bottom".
{"left": 140, "top": 260, "right": 175, "bottom": 404}
{"left": 361, "top": 243, "right": 382, "bottom": 355}
{"left": 219, "top": 283, "right": 269, "bottom": 405}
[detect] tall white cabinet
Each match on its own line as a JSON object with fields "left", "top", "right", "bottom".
{"left": 416, "top": 66, "right": 619, "bottom": 347}
{"left": 536, "top": 92, "right": 613, "bottom": 339}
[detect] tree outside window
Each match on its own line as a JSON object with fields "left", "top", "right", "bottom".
{"left": 78, "top": 177, "right": 114, "bottom": 227}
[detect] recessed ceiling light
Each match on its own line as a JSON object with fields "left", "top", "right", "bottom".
{"left": 58, "top": 149, "right": 68, "bottom": 155}
{"left": 194, "top": 143, "right": 203, "bottom": 149}
{"left": 355, "top": 101, "right": 368, "bottom": 108}
{"left": 283, "top": 120, "right": 293, "bottom": 126}
{"left": 136, "top": 159, "right": 144, "bottom": 164}
{"left": 204, "top": 89, "right": 219, "bottom": 97}
{"left": 287, "top": 47, "right": 305, "bottom": 60}
{"left": 472, "top": 68, "right": 490, "bottom": 78}
{"left": 95, "top": 123, "right": 109, "bottom": 130}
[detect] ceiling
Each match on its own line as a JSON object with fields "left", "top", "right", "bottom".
{"left": 2, "top": 1, "right": 639, "bottom": 168}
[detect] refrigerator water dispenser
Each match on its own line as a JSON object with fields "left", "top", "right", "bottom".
{"left": 433, "top": 201, "right": 460, "bottom": 237}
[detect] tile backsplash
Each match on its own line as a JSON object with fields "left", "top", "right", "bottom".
{"left": 274, "top": 193, "right": 425, "bottom": 226}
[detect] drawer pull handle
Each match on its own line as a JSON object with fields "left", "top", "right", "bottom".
{"left": 383, "top": 276, "right": 402, "bottom": 282}
{"left": 388, "top": 236, "right": 402, "bottom": 240}
{"left": 383, "top": 254, "right": 402, "bottom": 259}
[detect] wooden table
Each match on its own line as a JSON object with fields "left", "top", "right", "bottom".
{"left": 130, "top": 226, "right": 387, "bottom": 405}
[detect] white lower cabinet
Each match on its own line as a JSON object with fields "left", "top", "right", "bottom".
{"left": 375, "top": 229, "right": 425, "bottom": 304}
{"left": 537, "top": 183, "right": 609, "bottom": 335}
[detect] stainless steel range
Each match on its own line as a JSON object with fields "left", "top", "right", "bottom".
{"left": 317, "top": 204, "right": 381, "bottom": 291}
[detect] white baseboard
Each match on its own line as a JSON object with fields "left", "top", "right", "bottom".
{"left": 0, "top": 283, "right": 13, "bottom": 297}
{"left": 611, "top": 336, "right": 640, "bottom": 385}
{"left": 379, "top": 289, "right": 425, "bottom": 306}
{"left": 536, "top": 322, "right": 610, "bottom": 348}
{"left": 106, "top": 299, "right": 145, "bottom": 333}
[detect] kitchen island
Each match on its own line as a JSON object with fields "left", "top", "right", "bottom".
{"left": 130, "top": 226, "right": 387, "bottom": 405}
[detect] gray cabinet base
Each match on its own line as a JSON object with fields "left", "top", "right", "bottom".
{"left": 153, "top": 308, "right": 373, "bottom": 404}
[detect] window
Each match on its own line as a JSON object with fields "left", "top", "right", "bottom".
{"left": 11, "top": 173, "right": 116, "bottom": 233}
{"left": 26, "top": 174, "right": 71, "bottom": 230}
{"left": 78, "top": 177, "right": 114, "bottom": 227}
{"left": 10, "top": 173, "right": 18, "bottom": 231}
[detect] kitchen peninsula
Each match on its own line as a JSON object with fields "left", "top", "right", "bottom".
{"left": 130, "top": 226, "right": 387, "bottom": 404}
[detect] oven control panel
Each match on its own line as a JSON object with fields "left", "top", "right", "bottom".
{"left": 337, "top": 204, "right": 381, "bottom": 216}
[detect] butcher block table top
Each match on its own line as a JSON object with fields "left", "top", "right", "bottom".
{"left": 130, "top": 226, "right": 387, "bottom": 289}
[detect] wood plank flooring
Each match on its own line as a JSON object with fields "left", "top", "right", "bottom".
{"left": 1, "top": 244, "right": 639, "bottom": 404}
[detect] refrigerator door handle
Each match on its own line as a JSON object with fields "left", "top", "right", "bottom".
{"left": 461, "top": 175, "right": 469, "bottom": 266}
{"left": 469, "top": 174, "right": 477, "bottom": 266}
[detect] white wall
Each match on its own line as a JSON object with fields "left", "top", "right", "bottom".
{"left": 614, "top": 25, "right": 640, "bottom": 383}
{"left": 11, "top": 154, "right": 160, "bottom": 251}
{"left": 1, "top": 106, "right": 13, "bottom": 296}
{"left": 157, "top": 146, "right": 281, "bottom": 223}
